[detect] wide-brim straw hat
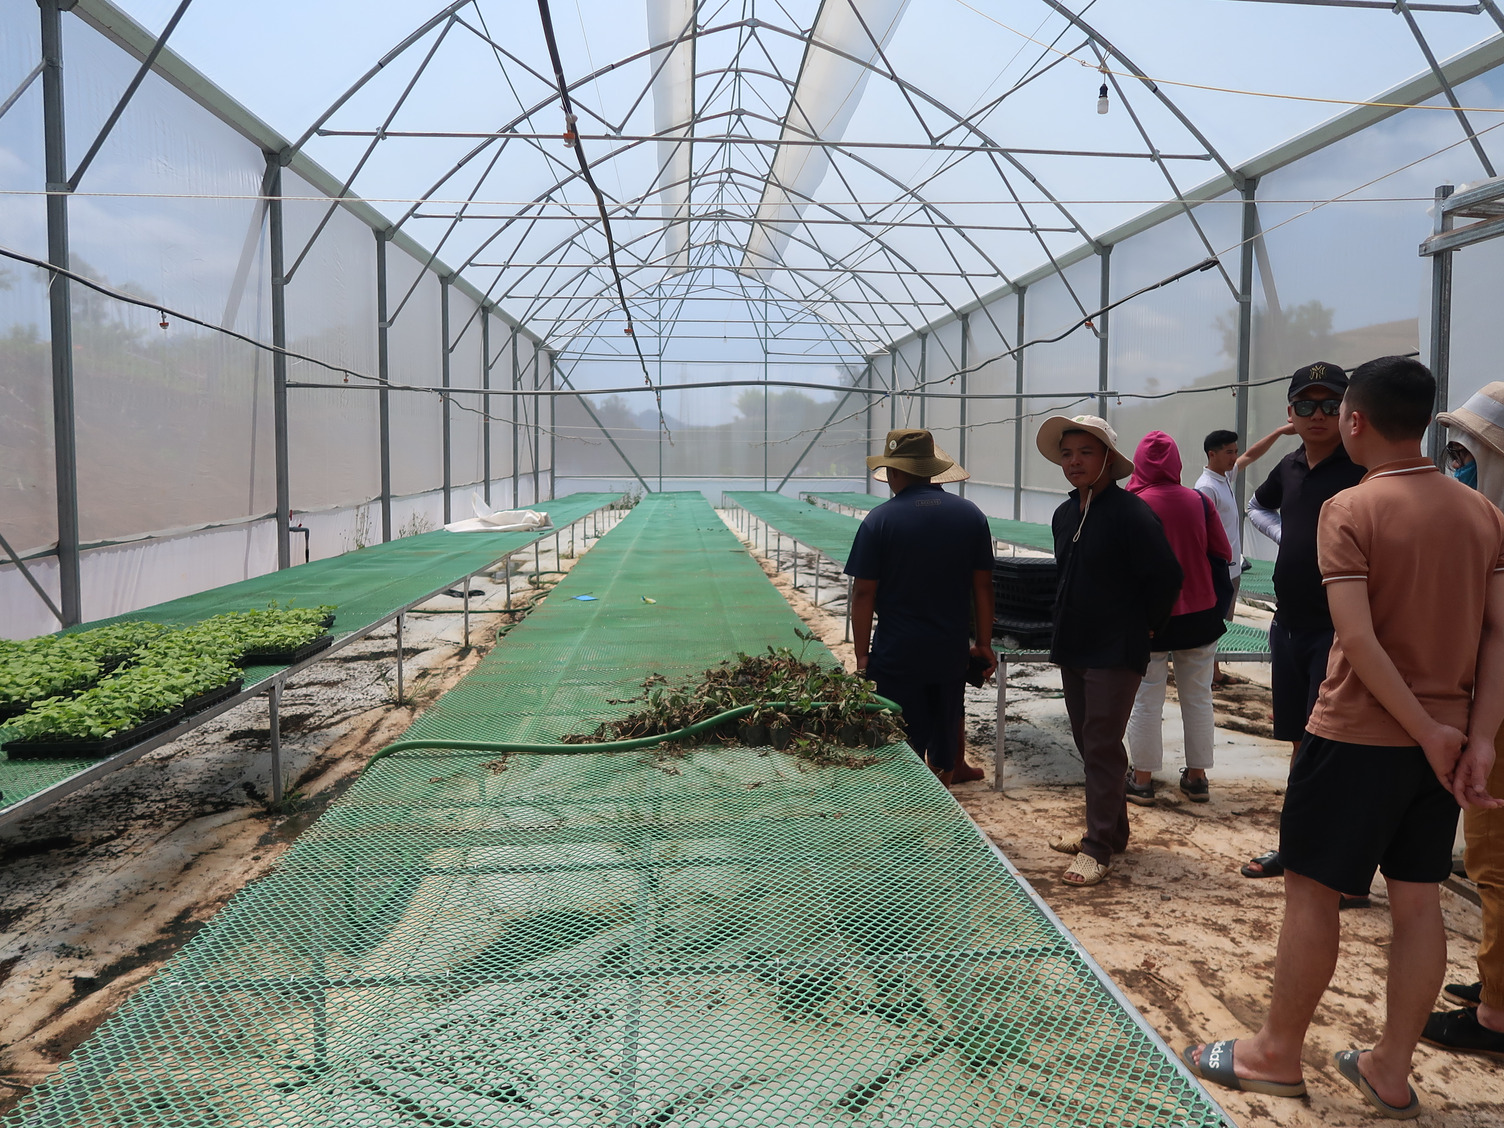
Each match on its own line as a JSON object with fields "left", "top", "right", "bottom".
{"left": 872, "top": 442, "right": 970, "bottom": 484}
{"left": 865, "top": 428, "right": 955, "bottom": 478}
{"left": 1035, "top": 414, "right": 1135, "bottom": 481}
{"left": 1438, "top": 382, "right": 1504, "bottom": 460}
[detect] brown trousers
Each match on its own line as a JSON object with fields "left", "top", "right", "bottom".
{"left": 1465, "top": 735, "right": 1504, "bottom": 1009}
{"left": 1060, "top": 665, "right": 1142, "bottom": 865}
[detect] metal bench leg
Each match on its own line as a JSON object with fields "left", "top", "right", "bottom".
{"left": 269, "top": 679, "right": 284, "bottom": 806}
{"left": 993, "top": 661, "right": 1007, "bottom": 792}
{"left": 396, "top": 613, "right": 406, "bottom": 703}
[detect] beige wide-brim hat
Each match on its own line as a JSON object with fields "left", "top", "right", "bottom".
{"left": 872, "top": 442, "right": 970, "bottom": 484}
{"left": 1035, "top": 414, "right": 1135, "bottom": 481}
{"left": 1438, "top": 382, "right": 1504, "bottom": 459}
{"left": 865, "top": 428, "right": 955, "bottom": 478}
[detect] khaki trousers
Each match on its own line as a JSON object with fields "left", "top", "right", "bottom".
{"left": 1465, "top": 734, "right": 1504, "bottom": 1009}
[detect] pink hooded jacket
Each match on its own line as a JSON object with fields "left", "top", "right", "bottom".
{"left": 1127, "top": 431, "right": 1233, "bottom": 617}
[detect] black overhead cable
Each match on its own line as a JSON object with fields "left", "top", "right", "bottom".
{"left": 534, "top": 0, "right": 671, "bottom": 442}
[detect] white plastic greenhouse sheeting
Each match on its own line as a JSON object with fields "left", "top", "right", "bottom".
{"left": 0, "top": 475, "right": 551, "bottom": 640}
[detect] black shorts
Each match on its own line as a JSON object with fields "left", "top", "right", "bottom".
{"left": 1280, "top": 733, "right": 1459, "bottom": 895}
{"left": 1269, "top": 618, "right": 1334, "bottom": 742}
{"left": 868, "top": 670, "right": 964, "bottom": 770}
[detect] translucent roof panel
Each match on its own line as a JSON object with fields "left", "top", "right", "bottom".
{"left": 100, "top": 0, "right": 1504, "bottom": 361}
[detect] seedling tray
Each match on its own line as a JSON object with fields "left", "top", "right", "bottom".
{"left": 5, "top": 708, "right": 187, "bottom": 761}
{"left": 181, "top": 679, "right": 244, "bottom": 715}
{"left": 992, "top": 557, "right": 1057, "bottom": 618}
{"left": 236, "top": 634, "right": 333, "bottom": 668}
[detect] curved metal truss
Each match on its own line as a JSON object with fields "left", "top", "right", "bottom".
{"left": 272, "top": 0, "right": 1504, "bottom": 361}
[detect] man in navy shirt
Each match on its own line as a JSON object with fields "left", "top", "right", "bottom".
{"left": 846, "top": 429, "right": 997, "bottom": 783}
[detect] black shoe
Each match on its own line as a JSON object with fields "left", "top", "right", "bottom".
{"left": 1422, "top": 1006, "right": 1504, "bottom": 1060}
{"left": 1444, "top": 981, "right": 1483, "bottom": 1008}
{"left": 1178, "top": 768, "right": 1210, "bottom": 803}
{"left": 1125, "top": 774, "right": 1156, "bottom": 807}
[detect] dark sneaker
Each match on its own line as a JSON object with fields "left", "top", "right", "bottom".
{"left": 1444, "top": 981, "right": 1483, "bottom": 1008}
{"left": 1178, "top": 768, "right": 1210, "bottom": 803}
{"left": 1125, "top": 774, "right": 1156, "bottom": 807}
{"left": 1422, "top": 1007, "right": 1504, "bottom": 1060}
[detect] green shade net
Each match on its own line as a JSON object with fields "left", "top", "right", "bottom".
{"left": 6, "top": 492, "right": 1227, "bottom": 1128}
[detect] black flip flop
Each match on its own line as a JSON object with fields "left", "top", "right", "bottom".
{"left": 1240, "top": 850, "right": 1283, "bottom": 879}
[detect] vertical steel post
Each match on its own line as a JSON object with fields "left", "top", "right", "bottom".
{"left": 889, "top": 351, "right": 897, "bottom": 433}
{"left": 375, "top": 231, "right": 393, "bottom": 542}
{"left": 267, "top": 158, "right": 292, "bottom": 570}
{"left": 1429, "top": 184, "right": 1456, "bottom": 466}
{"left": 481, "top": 309, "right": 492, "bottom": 505}
{"left": 1013, "top": 287, "right": 1026, "bottom": 521}
{"left": 463, "top": 572, "right": 470, "bottom": 648}
{"left": 958, "top": 313, "right": 969, "bottom": 498}
{"left": 395, "top": 613, "right": 405, "bottom": 702}
{"left": 40, "top": 0, "right": 81, "bottom": 624}
{"left": 1097, "top": 247, "right": 1111, "bottom": 419}
{"left": 548, "top": 352, "right": 557, "bottom": 500}
{"left": 268, "top": 679, "right": 284, "bottom": 806}
{"left": 511, "top": 330, "right": 520, "bottom": 507}
{"left": 917, "top": 332, "right": 927, "bottom": 429}
{"left": 1235, "top": 180, "right": 1259, "bottom": 512}
{"left": 863, "top": 361, "right": 873, "bottom": 469}
{"left": 532, "top": 350, "right": 541, "bottom": 504}
{"left": 440, "top": 276, "right": 452, "bottom": 524}
{"left": 992, "top": 661, "right": 1007, "bottom": 792}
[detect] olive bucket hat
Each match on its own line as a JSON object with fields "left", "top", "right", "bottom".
{"left": 866, "top": 429, "right": 955, "bottom": 478}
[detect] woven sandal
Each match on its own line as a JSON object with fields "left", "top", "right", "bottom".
{"left": 1048, "top": 835, "right": 1082, "bottom": 855}
{"left": 1062, "top": 853, "right": 1111, "bottom": 886}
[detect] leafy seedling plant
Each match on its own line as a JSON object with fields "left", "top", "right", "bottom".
{"left": 562, "top": 629, "right": 900, "bottom": 768}
{"left": 3, "top": 603, "right": 336, "bottom": 747}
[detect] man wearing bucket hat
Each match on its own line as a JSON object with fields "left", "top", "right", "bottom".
{"left": 1424, "top": 381, "right": 1504, "bottom": 1061}
{"left": 845, "top": 429, "right": 996, "bottom": 784}
{"left": 1035, "top": 414, "right": 1182, "bottom": 887}
{"left": 871, "top": 444, "right": 990, "bottom": 784}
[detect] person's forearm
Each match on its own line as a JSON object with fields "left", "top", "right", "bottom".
{"left": 1467, "top": 575, "right": 1504, "bottom": 745}
{"left": 1327, "top": 582, "right": 1440, "bottom": 743}
{"left": 851, "top": 580, "right": 877, "bottom": 669}
{"left": 1247, "top": 499, "right": 1282, "bottom": 544}
{"left": 1237, "top": 425, "right": 1293, "bottom": 470}
{"left": 972, "top": 571, "right": 995, "bottom": 647}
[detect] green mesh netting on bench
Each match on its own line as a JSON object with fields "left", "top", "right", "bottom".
{"left": 6, "top": 493, "right": 1227, "bottom": 1128}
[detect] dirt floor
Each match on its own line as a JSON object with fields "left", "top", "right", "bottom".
{"left": 2, "top": 511, "right": 1500, "bottom": 1126}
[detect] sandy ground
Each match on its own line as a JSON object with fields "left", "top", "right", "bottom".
{"left": 751, "top": 531, "right": 1504, "bottom": 1128}
{"left": 0, "top": 525, "right": 611, "bottom": 1115}
{"left": 2, "top": 509, "right": 1499, "bottom": 1125}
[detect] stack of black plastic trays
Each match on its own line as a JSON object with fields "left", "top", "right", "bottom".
{"left": 991, "top": 556, "right": 1056, "bottom": 649}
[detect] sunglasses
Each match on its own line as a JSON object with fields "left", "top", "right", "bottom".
{"left": 1291, "top": 399, "right": 1341, "bottom": 417}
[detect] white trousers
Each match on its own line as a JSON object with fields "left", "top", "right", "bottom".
{"left": 1126, "top": 642, "right": 1218, "bottom": 772}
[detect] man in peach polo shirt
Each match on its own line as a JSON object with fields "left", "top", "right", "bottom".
{"left": 1183, "top": 356, "right": 1504, "bottom": 1119}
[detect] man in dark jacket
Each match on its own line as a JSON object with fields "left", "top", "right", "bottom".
{"left": 1036, "top": 414, "right": 1182, "bottom": 886}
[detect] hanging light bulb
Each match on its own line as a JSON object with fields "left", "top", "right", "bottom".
{"left": 1096, "top": 82, "right": 1109, "bottom": 115}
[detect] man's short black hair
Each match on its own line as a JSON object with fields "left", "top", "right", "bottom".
{"left": 1345, "top": 356, "right": 1435, "bottom": 441}
{"left": 1204, "top": 429, "right": 1239, "bottom": 453}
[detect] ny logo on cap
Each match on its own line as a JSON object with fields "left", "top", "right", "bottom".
{"left": 1309, "top": 364, "right": 1326, "bottom": 379}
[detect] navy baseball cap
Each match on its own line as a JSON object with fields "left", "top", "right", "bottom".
{"left": 1287, "top": 361, "right": 1348, "bottom": 402}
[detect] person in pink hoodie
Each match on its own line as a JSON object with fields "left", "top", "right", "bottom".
{"left": 1123, "top": 431, "right": 1235, "bottom": 805}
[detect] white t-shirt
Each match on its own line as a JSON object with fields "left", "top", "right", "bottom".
{"left": 1195, "top": 465, "right": 1241, "bottom": 581}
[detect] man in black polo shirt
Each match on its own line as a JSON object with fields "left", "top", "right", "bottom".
{"left": 1241, "top": 361, "right": 1367, "bottom": 882}
{"left": 846, "top": 429, "right": 997, "bottom": 784}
